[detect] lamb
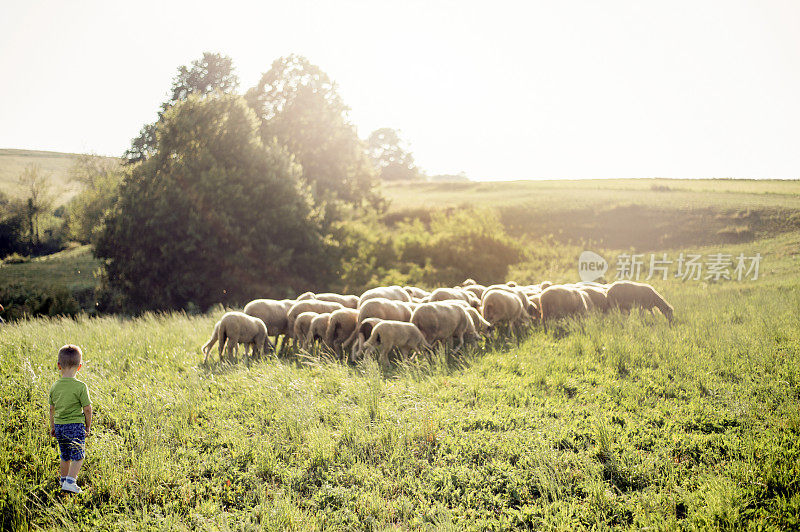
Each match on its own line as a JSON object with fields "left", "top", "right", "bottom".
{"left": 202, "top": 312, "right": 271, "bottom": 364}
{"left": 324, "top": 308, "right": 359, "bottom": 359}
{"left": 606, "top": 281, "right": 673, "bottom": 322}
{"left": 358, "top": 285, "right": 412, "bottom": 306}
{"left": 286, "top": 300, "right": 344, "bottom": 337}
{"left": 361, "top": 320, "right": 431, "bottom": 367}
{"left": 480, "top": 289, "right": 530, "bottom": 331}
{"left": 411, "top": 302, "right": 481, "bottom": 349}
{"left": 293, "top": 311, "right": 320, "bottom": 350}
{"left": 539, "top": 285, "right": 589, "bottom": 331}
{"left": 243, "top": 298, "right": 295, "bottom": 353}
{"left": 342, "top": 298, "right": 415, "bottom": 350}
{"left": 429, "top": 287, "right": 481, "bottom": 309}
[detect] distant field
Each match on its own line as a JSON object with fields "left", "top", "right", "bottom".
{"left": 383, "top": 178, "right": 800, "bottom": 250}
{"left": 0, "top": 149, "right": 118, "bottom": 205}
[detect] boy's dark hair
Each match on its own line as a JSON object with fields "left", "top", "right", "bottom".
{"left": 58, "top": 345, "right": 83, "bottom": 368}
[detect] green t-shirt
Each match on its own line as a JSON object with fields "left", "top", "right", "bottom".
{"left": 49, "top": 377, "right": 91, "bottom": 425}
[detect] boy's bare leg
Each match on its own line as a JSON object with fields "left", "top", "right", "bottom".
{"left": 67, "top": 459, "right": 84, "bottom": 480}
{"left": 60, "top": 461, "right": 69, "bottom": 478}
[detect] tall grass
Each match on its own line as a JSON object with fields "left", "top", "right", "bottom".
{"left": 2, "top": 233, "right": 800, "bottom": 529}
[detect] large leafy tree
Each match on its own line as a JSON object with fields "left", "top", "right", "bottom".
{"left": 367, "top": 128, "right": 421, "bottom": 181}
{"left": 124, "top": 52, "right": 239, "bottom": 164}
{"left": 97, "top": 93, "right": 335, "bottom": 311}
{"left": 245, "top": 55, "right": 377, "bottom": 208}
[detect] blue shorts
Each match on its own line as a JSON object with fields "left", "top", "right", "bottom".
{"left": 54, "top": 423, "right": 85, "bottom": 461}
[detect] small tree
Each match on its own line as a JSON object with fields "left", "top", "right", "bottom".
{"left": 16, "top": 164, "right": 53, "bottom": 246}
{"left": 367, "top": 128, "right": 421, "bottom": 181}
{"left": 97, "top": 93, "right": 336, "bottom": 311}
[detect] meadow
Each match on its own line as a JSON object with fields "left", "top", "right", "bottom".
{"left": 2, "top": 224, "right": 800, "bottom": 529}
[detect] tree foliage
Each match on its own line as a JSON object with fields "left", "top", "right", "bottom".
{"left": 246, "top": 55, "right": 378, "bottom": 208}
{"left": 97, "top": 94, "right": 336, "bottom": 312}
{"left": 367, "top": 128, "right": 421, "bottom": 181}
{"left": 65, "top": 154, "right": 123, "bottom": 244}
{"left": 124, "top": 52, "right": 239, "bottom": 164}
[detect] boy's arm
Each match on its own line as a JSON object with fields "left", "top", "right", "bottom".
{"left": 83, "top": 404, "right": 92, "bottom": 434}
{"left": 49, "top": 404, "right": 55, "bottom": 437}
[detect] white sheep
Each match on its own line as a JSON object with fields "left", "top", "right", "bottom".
{"left": 342, "top": 298, "right": 415, "bottom": 350}
{"left": 202, "top": 312, "right": 270, "bottom": 364}
{"left": 324, "top": 308, "right": 360, "bottom": 360}
{"left": 429, "top": 287, "right": 481, "bottom": 309}
{"left": 361, "top": 320, "right": 431, "bottom": 367}
{"left": 293, "top": 311, "right": 320, "bottom": 350}
{"left": 539, "top": 285, "right": 589, "bottom": 331}
{"left": 358, "top": 285, "right": 412, "bottom": 307}
{"left": 243, "top": 298, "right": 295, "bottom": 353}
{"left": 606, "top": 281, "right": 673, "bottom": 322}
{"left": 411, "top": 302, "right": 481, "bottom": 350}
{"left": 286, "top": 300, "right": 345, "bottom": 338}
{"left": 306, "top": 312, "right": 333, "bottom": 350}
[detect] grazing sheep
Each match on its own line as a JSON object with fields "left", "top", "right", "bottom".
{"left": 481, "top": 289, "right": 530, "bottom": 331}
{"left": 358, "top": 285, "right": 412, "bottom": 306}
{"left": 465, "top": 306, "right": 493, "bottom": 336}
{"left": 404, "top": 286, "right": 430, "bottom": 299}
{"left": 343, "top": 298, "right": 415, "bottom": 350}
{"left": 306, "top": 313, "right": 333, "bottom": 351}
{"left": 324, "top": 308, "right": 359, "bottom": 359}
{"left": 314, "top": 293, "right": 359, "bottom": 309}
{"left": 577, "top": 285, "right": 609, "bottom": 312}
{"left": 463, "top": 284, "right": 487, "bottom": 299}
{"left": 459, "top": 278, "right": 477, "bottom": 286}
{"left": 539, "top": 285, "right": 589, "bottom": 331}
{"left": 361, "top": 320, "right": 431, "bottom": 367}
{"left": 606, "top": 281, "right": 673, "bottom": 322}
{"left": 296, "top": 291, "right": 315, "bottom": 301}
{"left": 483, "top": 285, "right": 534, "bottom": 316}
{"left": 411, "top": 302, "right": 481, "bottom": 349}
{"left": 526, "top": 293, "right": 542, "bottom": 322}
{"left": 243, "top": 299, "right": 295, "bottom": 352}
{"left": 429, "top": 287, "right": 481, "bottom": 309}
{"left": 349, "top": 317, "right": 384, "bottom": 362}
{"left": 293, "top": 312, "right": 320, "bottom": 350}
{"left": 287, "top": 300, "right": 345, "bottom": 337}
{"left": 202, "top": 312, "right": 270, "bottom": 364}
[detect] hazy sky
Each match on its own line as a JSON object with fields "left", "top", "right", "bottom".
{"left": 2, "top": 0, "right": 799, "bottom": 180}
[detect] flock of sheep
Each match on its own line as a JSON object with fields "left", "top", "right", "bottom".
{"left": 201, "top": 279, "right": 674, "bottom": 367}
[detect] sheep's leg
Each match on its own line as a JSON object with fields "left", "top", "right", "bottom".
{"left": 379, "top": 344, "right": 392, "bottom": 367}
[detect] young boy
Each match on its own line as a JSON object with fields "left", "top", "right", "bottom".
{"left": 49, "top": 344, "right": 92, "bottom": 494}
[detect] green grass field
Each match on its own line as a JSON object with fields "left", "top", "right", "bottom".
{"left": 0, "top": 245, "right": 98, "bottom": 293}
{"left": 3, "top": 233, "right": 800, "bottom": 528}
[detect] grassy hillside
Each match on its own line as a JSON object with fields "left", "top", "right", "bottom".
{"left": 0, "top": 245, "right": 98, "bottom": 293}
{"left": 2, "top": 231, "right": 799, "bottom": 529}
{"left": 0, "top": 149, "right": 118, "bottom": 205}
{"left": 383, "top": 179, "right": 800, "bottom": 250}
